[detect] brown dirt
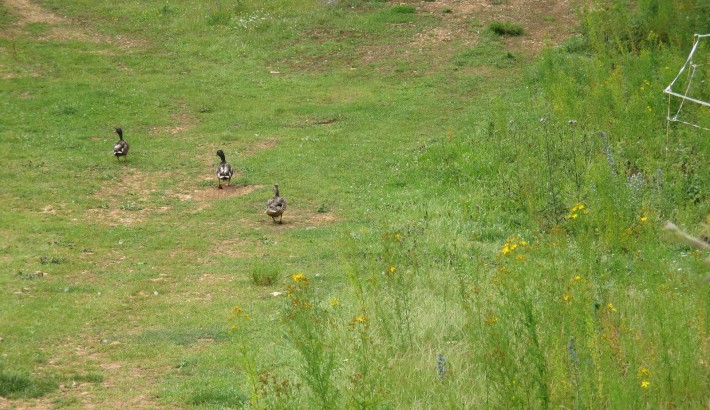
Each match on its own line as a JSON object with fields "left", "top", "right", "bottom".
{"left": 245, "top": 205, "right": 338, "bottom": 229}
{"left": 84, "top": 169, "right": 161, "bottom": 226}
{"left": 415, "top": 0, "right": 578, "bottom": 54}
{"left": 240, "top": 138, "right": 278, "bottom": 156}
{"left": 189, "top": 183, "right": 261, "bottom": 204}
{"left": 149, "top": 100, "right": 197, "bottom": 136}
{"left": 84, "top": 166, "right": 266, "bottom": 225}
{"left": 1, "top": 0, "right": 146, "bottom": 50}
{"left": 2, "top": 0, "right": 104, "bottom": 43}
{"left": 294, "top": 0, "right": 578, "bottom": 72}
{"left": 209, "top": 238, "right": 265, "bottom": 258}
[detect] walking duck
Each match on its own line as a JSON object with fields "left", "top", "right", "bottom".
{"left": 266, "top": 184, "right": 286, "bottom": 224}
{"left": 216, "top": 149, "right": 234, "bottom": 189}
{"left": 113, "top": 128, "right": 129, "bottom": 160}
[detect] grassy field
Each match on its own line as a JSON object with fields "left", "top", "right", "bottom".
{"left": 1, "top": 0, "right": 709, "bottom": 408}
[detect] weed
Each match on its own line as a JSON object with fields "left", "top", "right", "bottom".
{"left": 284, "top": 273, "right": 339, "bottom": 408}
{"left": 39, "top": 256, "right": 65, "bottom": 265}
{"left": 190, "top": 388, "right": 247, "bottom": 407}
{"left": 119, "top": 203, "right": 144, "bottom": 211}
{"left": 488, "top": 20, "right": 524, "bottom": 36}
{"left": 391, "top": 5, "right": 416, "bottom": 14}
{"left": 16, "top": 271, "right": 45, "bottom": 280}
{"left": 0, "top": 373, "right": 57, "bottom": 399}
{"left": 249, "top": 260, "right": 280, "bottom": 286}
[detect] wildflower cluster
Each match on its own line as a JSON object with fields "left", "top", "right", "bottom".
{"left": 436, "top": 354, "right": 447, "bottom": 380}
{"left": 228, "top": 305, "right": 250, "bottom": 330}
{"left": 638, "top": 367, "right": 651, "bottom": 389}
{"left": 258, "top": 371, "right": 301, "bottom": 401}
{"left": 500, "top": 236, "right": 528, "bottom": 256}
{"left": 291, "top": 273, "right": 308, "bottom": 284}
{"left": 382, "top": 231, "right": 403, "bottom": 243}
{"left": 484, "top": 314, "right": 498, "bottom": 325}
{"left": 566, "top": 203, "right": 588, "bottom": 220}
{"left": 350, "top": 315, "right": 368, "bottom": 326}
{"left": 287, "top": 273, "right": 313, "bottom": 314}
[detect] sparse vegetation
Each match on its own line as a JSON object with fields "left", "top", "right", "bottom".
{"left": 489, "top": 20, "right": 524, "bottom": 36}
{"left": 1, "top": 0, "right": 708, "bottom": 408}
{"left": 249, "top": 260, "right": 281, "bottom": 286}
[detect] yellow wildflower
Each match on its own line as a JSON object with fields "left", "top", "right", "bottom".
{"left": 230, "top": 305, "right": 250, "bottom": 319}
{"left": 484, "top": 315, "right": 498, "bottom": 325}
{"left": 291, "top": 273, "right": 308, "bottom": 283}
{"left": 351, "top": 315, "right": 368, "bottom": 325}
{"left": 567, "top": 203, "right": 588, "bottom": 219}
{"left": 515, "top": 254, "right": 525, "bottom": 261}
{"left": 607, "top": 303, "right": 617, "bottom": 313}
{"left": 563, "top": 294, "right": 572, "bottom": 302}
{"left": 640, "top": 216, "right": 648, "bottom": 223}
{"left": 388, "top": 266, "right": 397, "bottom": 274}
{"left": 330, "top": 298, "right": 340, "bottom": 307}
{"left": 641, "top": 380, "right": 650, "bottom": 388}
{"left": 638, "top": 367, "right": 651, "bottom": 377}
{"left": 500, "top": 236, "right": 528, "bottom": 256}
{"left": 228, "top": 305, "right": 250, "bottom": 329}
{"left": 574, "top": 275, "right": 582, "bottom": 281}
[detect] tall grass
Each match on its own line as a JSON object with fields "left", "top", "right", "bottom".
{"left": 258, "top": 1, "right": 709, "bottom": 408}
{"left": 1, "top": 0, "right": 707, "bottom": 408}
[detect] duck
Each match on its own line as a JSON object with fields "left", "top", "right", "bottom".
{"left": 113, "top": 127, "right": 129, "bottom": 160}
{"left": 266, "top": 184, "right": 286, "bottom": 224}
{"left": 216, "top": 149, "right": 234, "bottom": 189}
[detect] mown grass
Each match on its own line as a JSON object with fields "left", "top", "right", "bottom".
{"left": 1, "top": 0, "right": 708, "bottom": 408}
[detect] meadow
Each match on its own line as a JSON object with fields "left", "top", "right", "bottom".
{"left": 1, "top": 0, "right": 708, "bottom": 408}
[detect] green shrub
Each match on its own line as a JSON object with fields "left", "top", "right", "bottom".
{"left": 0, "top": 373, "right": 57, "bottom": 399}
{"left": 249, "top": 260, "right": 280, "bottom": 286}
{"left": 488, "top": 20, "right": 523, "bottom": 36}
{"left": 391, "top": 5, "right": 416, "bottom": 14}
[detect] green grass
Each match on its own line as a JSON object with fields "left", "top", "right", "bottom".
{"left": 488, "top": 20, "right": 524, "bottom": 36}
{"left": 1, "top": 0, "right": 709, "bottom": 408}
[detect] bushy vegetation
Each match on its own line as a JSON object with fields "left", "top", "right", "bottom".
{"left": 488, "top": 20, "right": 523, "bottom": 36}
{"left": 1, "top": 0, "right": 707, "bottom": 408}
{"left": 249, "top": 1, "right": 709, "bottom": 408}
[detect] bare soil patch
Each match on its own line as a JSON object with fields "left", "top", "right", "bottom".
{"left": 247, "top": 207, "right": 338, "bottom": 229}
{"left": 1, "top": 0, "right": 146, "bottom": 50}
{"left": 209, "top": 238, "right": 265, "bottom": 258}
{"left": 415, "top": 0, "right": 578, "bottom": 54}
{"left": 2, "top": 0, "right": 103, "bottom": 43}
{"left": 240, "top": 138, "right": 278, "bottom": 156}
{"left": 149, "top": 100, "right": 197, "bottom": 136}
{"left": 356, "top": 0, "right": 578, "bottom": 71}
{"left": 190, "top": 182, "right": 261, "bottom": 202}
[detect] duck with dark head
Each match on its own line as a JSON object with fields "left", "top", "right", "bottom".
{"left": 266, "top": 184, "right": 286, "bottom": 224}
{"left": 113, "top": 127, "right": 129, "bottom": 160}
{"left": 216, "top": 149, "right": 234, "bottom": 189}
